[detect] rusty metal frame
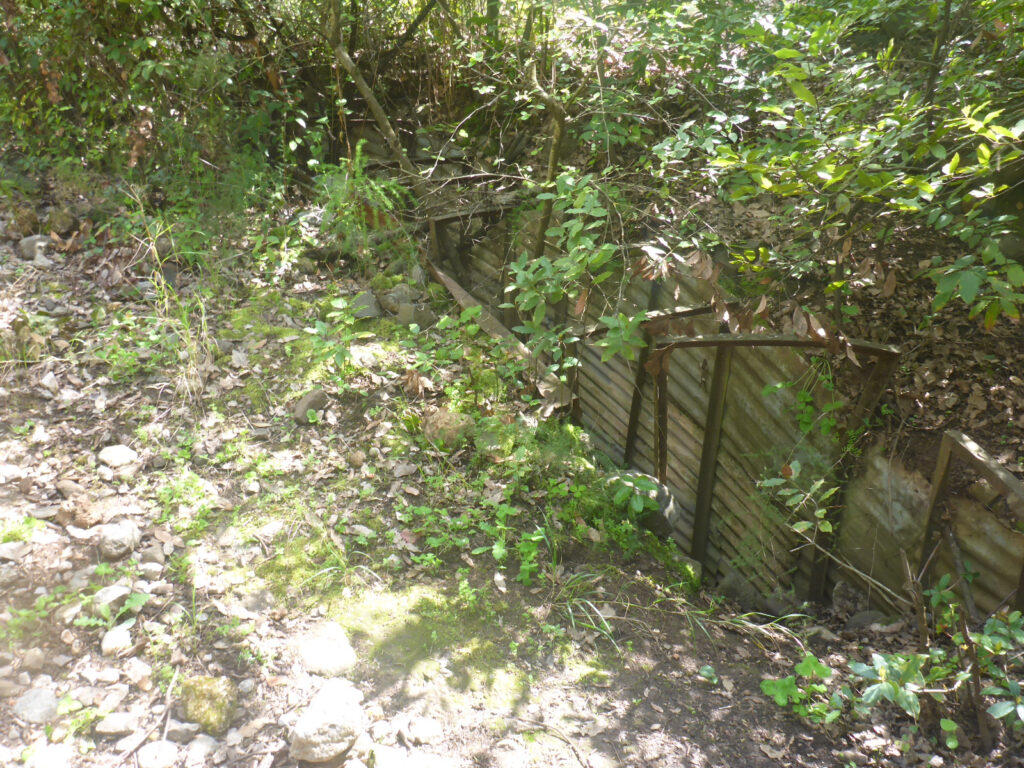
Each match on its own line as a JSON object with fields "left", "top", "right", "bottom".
{"left": 921, "top": 430, "right": 1024, "bottom": 612}
{"left": 644, "top": 333, "right": 899, "bottom": 591}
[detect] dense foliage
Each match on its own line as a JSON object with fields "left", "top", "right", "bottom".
{"left": 3, "top": 0, "right": 1022, "bottom": 333}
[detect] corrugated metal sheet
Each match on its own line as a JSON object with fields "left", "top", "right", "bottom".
{"left": 440, "top": 210, "right": 1024, "bottom": 612}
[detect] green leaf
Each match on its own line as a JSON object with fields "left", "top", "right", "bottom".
{"left": 958, "top": 271, "right": 983, "bottom": 305}
{"left": 773, "top": 48, "right": 803, "bottom": 59}
{"left": 787, "top": 81, "right": 817, "bottom": 108}
{"left": 795, "top": 653, "right": 832, "bottom": 680}
{"left": 987, "top": 700, "right": 1016, "bottom": 719}
{"left": 940, "top": 718, "right": 957, "bottom": 732}
{"left": 1006, "top": 264, "right": 1024, "bottom": 287}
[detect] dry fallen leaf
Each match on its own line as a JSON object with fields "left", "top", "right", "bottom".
{"left": 882, "top": 269, "right": 897, "bottom": 297}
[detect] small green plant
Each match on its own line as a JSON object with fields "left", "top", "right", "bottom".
{"left": 761, "top": 652, "right": 845, "bottom": 725}
{"left": 0, "top": 590, "right": 64, "bottom": 644}
{"left": 74, "top": 592, "right": 150, "bottom": 631}
{"left": 306, "top": 296, "right": 375, "bottom": 379}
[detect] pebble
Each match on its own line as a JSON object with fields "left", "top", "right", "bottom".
{"left": 98, "top": 519, "right": 141, "bottom": 560}
{"left": 291, "top": 620, "right": 357, "bottom": 677}
{"left": 98, "top": 444, "right": 139, "bottom": 468}
{"left": 292, "top": 389, "right": 329, "bottom": 425}
{"left": 13, "top": 687, "right": 59, "bottom": 724}
{"left": 23, "top": 741, "right": 75, "bottom": 768}
{"left": 136, "top": 739, "right": 179, "bottom": 768}
{"left": 92, "top": 584, "right": 132, "bottom": 615}
{"left": 186, "top": 734, "right": 219, "bottom": 765}
{"left": 18, "top": 235, "right": 49, "bottom": 261}
{"left": 95, "top": 711, "right": 139, "bottom": 736}
{"left": 166, "top": 719, "right": 201, "bottom": 743}
{"left": 21, "top": 648, "right": 47, "bottom": 672}
{"left": 55, "top": 478, "right": 85, "bottom": 498}
{"left": 101, "top": 624, "right": 133, "bottom": 656}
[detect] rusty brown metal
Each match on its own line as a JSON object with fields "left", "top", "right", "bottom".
{"left": 655, "top": 363, "right": 669, "bottom": 485}
{"left": 624, "top": 334, "right": 652, "bottom": 467}
{"left": 691, "top": 345, "right": 733, "bottom": 566}
{"left": 921, "top": 430, "right": 1024, "bottom": 611}
{"left": 644, "top": 332, "right": 899, "bottom": 587}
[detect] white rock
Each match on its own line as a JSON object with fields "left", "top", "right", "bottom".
{"left": 39, "top": 371, "right": 59, "bottom": 395}
{"left": 0, "top": 542, "right": 30, "bottom": 562}
{"left": 92, "top": 584, "right": 132, "bottom": 615}
{"left": 98, "top": 445, "right": 139, "bottom": 468}
{"left": 95, "top": 711, "right": 139, "bottom": 736}
{"left": 288, "top": 678, "right": 367, "bottom": 762}
{"left": 23, "top": 740, "right": 75, "bottom": 768}
{"left": 398, "top": 715, "right": 444, "bottom": 746}
{"left": 13, "top": 687, "right": 59, "bottom": 724}
{"left": 291, "top": 620, "right": 357, "bottom": 677}
{"left": 136, "top": 739, "right": 178, "bottom": 768}
{"left": 101, "top": 624, "right": 133, "bottom": 656}
{"left": 18, "top": 235, "right": 49, "bottom": 261}
{"left": 98, "top": 519, "right": 141, "bottom": 560}
{"left": 185, "top": 734, "right": 219, "bottom": 766}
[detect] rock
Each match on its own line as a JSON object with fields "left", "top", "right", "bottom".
{"left": 165, "top": 718, "right": 201, "bottom": 743}
{"left": 101, "top": 624, "right": 134, "bottom": 656}
{"left": 92, "top": 584, "right": 132, "bottom": 616}
{"left": 54, "top": 601, "right": 82, "bottom": 626}
{"left": 395, "top": 303, "right": 438, "bottom": 328}
{"left": 0, "top": 541, "right": 30, "bottom": 562}
{"left": 18, "top": 235, "right": 49, "bottom": 261}
{"left": 293, "top": 389, "right": 329, "bottom": 426}
{"left": 55, "top": 478, "right": 85, "bottom": 499}
{"left": 845, "top": 610, "right": 889, "bottom": 631}
{"left": 352, "top": 291, "right": 381, "bottom": 319}
{"left": 288, "top": 678, "right": 367, "bottom": 762}
{"left": 39, "top": 371, "right": 59, "bottom": 395}
{"left": 45, "top": 208, "right": 76, "bottom": 236}
{"left": 185, "top": 734, "right": 219, "bottom": 765}
{"left": 98, "top": 519, "right": 141, "bottom": 560}
{"left": 13, "top": 687, "right": 59, "bottom": 724}
{"left": 98, "top": 444, "right": 139, "bottom": 468}
{"left": 422, "top": 408, "right": 474, "bottom": 449}
{"left": 398, "top": 715, "right": 443, "bottom": 746}
{"left": 95, "top": 711, "right": 140, "bottom": 736}
{"left": 23, "top": 741, "right": 75, "bottom": 768}
{"left": 136, "top": 739, "right": 179, "bottom": 768}
{"left": 291, "top": 621, "right": 357, "bottom": 677}
{"left": 138, "top": 561, "right": 164, "bottom": 580}
{"left": 0, "top": 679, "right": 25, "bottom": 697}
{"left": 21, "top": 648, "right": 46, "bottom": 672}
{"left": 347, "top": 450, "right": 366, "bottom": 468}
{"left": 123, "top": 657, "right": 153, "bottom": 690}
{"left": 67, "top": 565, "right": 96, "bottom": 590}
{"left": 140, "top": 544, "right": 166, "bottom": 565}
{"left": 180, "top": 675, "right": 238, "bottom": 736}
{"left": 379, "top": 283, "right": 420, "bottom": 314}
